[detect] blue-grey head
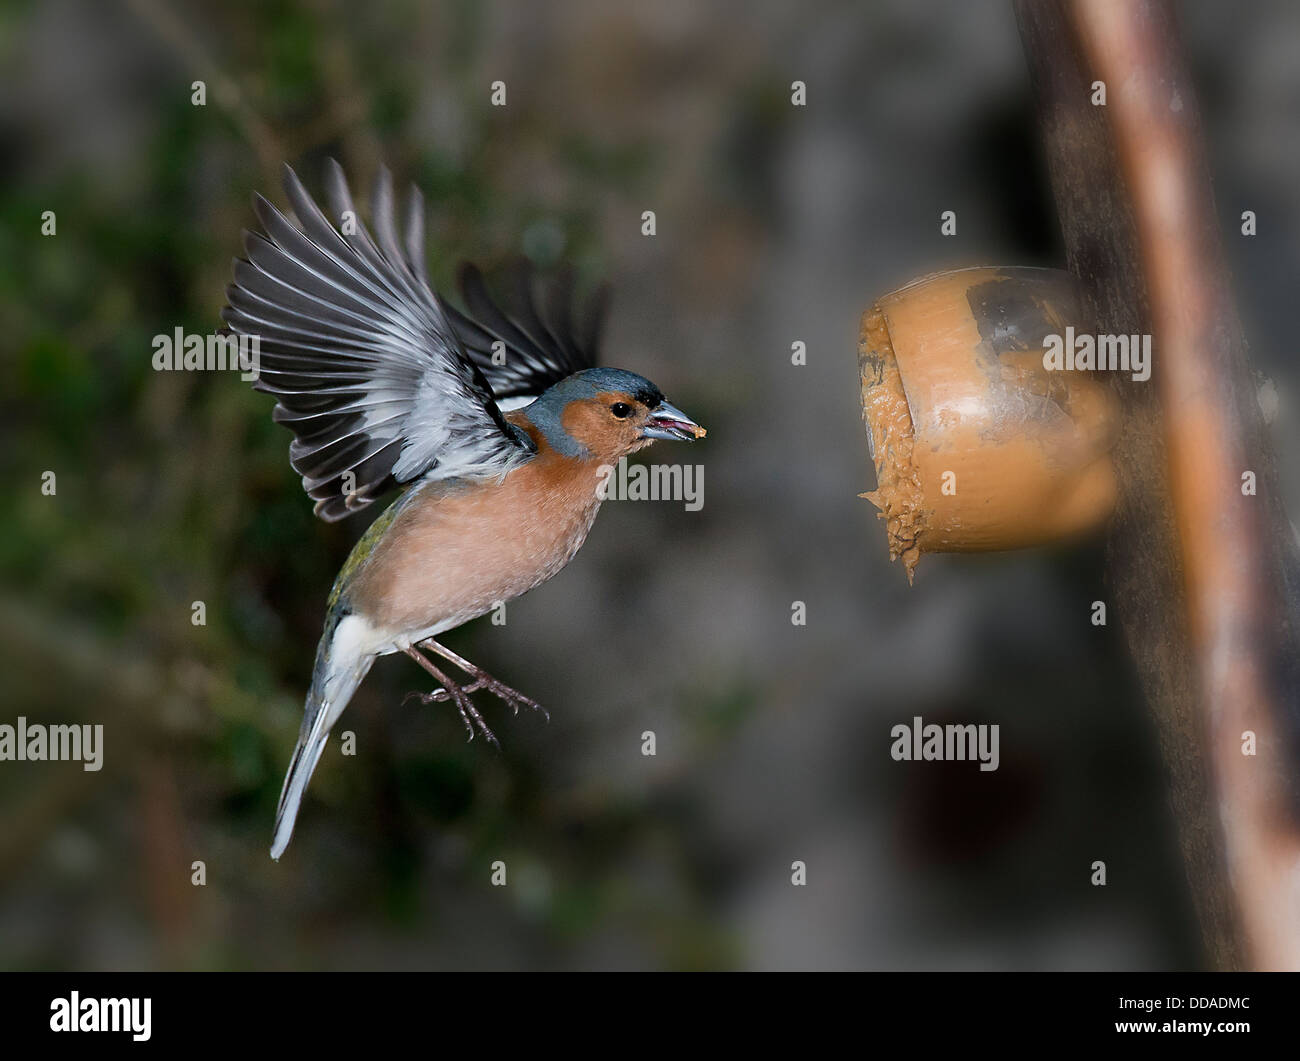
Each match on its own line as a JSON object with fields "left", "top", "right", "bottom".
{"left": 519, "top": 367, "right": 705, "bottom": 461}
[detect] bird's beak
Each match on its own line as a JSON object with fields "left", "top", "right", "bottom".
{"left": 641, "top": 400, "right": 707, "bottom": 442}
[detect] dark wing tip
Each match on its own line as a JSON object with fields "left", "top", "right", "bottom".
{"left": 251, "top": 192, "right": 281, "bottom": 228}
{"left": 449, "top": 257, "right": 603, "bottom": 391}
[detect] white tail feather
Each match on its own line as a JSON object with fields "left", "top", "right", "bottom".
{"left": 271, "top": 616, "right": 377, "bottom": 859}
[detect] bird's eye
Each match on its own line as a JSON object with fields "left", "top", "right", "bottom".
{"left": 610, "top": 402, "right": 634, "bottom": 419}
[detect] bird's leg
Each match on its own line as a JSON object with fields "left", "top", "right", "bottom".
{"left": 401, "top": 646, "right": 499, "bottom": 747}
{"left": 417, "top": 638, "right": 550, "bottom": 721}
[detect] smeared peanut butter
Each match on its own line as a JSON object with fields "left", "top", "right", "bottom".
{"left": 858, "top": 306, "right": 927, "bottom": 582}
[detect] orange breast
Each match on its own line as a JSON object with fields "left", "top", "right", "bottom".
{"left": 349, "top": 448, "right": 608, "bottom": 633}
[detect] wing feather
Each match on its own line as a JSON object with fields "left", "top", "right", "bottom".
{"left": 222, "top": 162, "right": 532, "bottom": 521}
{"left": 445, "top": 259, "right": 608, "bottom": 403}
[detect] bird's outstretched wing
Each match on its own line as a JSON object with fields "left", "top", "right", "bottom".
{"left": 222, "top": 160, "right": 533, "bottom": 522}
{"left": 445, "top": 259, "right": 609, "bottom": 409}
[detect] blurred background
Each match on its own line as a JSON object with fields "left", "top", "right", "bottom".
{"left": 2, "top": 0, "right": 1298, "bottom": 970}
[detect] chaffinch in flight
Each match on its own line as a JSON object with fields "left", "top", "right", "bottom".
{"left": 222, "top": 161, "right": 705, "bottom": 860}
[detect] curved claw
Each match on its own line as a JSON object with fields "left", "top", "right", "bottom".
{"left": 404, "top": 688, "right": 451, "bottom": 706}
{"left": 403, "top": 640, "right": 545, "bottom": 749}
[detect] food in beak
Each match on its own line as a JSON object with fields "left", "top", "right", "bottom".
{"left": 642, "top": 401, "right": 706, "bottom": 441}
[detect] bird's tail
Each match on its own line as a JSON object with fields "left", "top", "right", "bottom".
{"left": 271, "top": 614, "right": 375, "bottom": 860}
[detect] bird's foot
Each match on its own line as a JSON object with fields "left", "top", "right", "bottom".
{"left": 419, "top": 638, "right": 551, "bottom": 722}
{"left": 460, "top": 668, "right": 549, "bottom": 720}
{"left": 401, "top": 648, "right": 500, "bottom": 746}
{"left": 402, "top": 639, "right": 549, "bottom": 744}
